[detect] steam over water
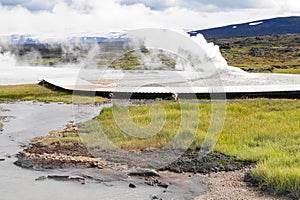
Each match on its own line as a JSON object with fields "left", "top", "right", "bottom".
{"left": 0, "top": 31, "right": 299, "bottom": 86}
{"left": 0, "top": 50, "right": 80, "bottom": 85}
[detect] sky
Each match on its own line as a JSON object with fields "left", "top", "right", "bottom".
{"left": 0, "top": 0, "right": 299, "bottom": 37}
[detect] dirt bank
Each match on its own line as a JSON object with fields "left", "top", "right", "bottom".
{"left": 15, "top": 124, "right": 250, "bottom": 174}
{"left": 14, "top": 124, "right": 295, "bottom": 200}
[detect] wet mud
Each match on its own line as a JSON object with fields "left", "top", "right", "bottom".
{"left": 14, "top": 124, "right": 251, "bottom": 174}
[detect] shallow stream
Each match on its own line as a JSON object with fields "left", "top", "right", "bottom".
{"left": 0, "top": 101, "right": 207, "bottom": 200}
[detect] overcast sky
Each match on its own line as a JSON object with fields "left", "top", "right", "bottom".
{"left": 0, "top": 0, "right": 299, "bottom": 37}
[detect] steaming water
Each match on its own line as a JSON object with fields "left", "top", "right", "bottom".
{"left": 0, "top": 51, "right": 81, "bottom": 85}
{"left": 0, "top": 31, "right": 299, "bottom": 86}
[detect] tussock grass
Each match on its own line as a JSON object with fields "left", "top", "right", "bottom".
{"left": 77, "top": 99, "right": 300, "bottom": 197}
{"left": 273, "top": 68, "right": 300, "bottom": 74}
{"left": 0, "top": 84, "right": 106, "bottom": 104}
{"left": 213, "top": 34, "right": 300, "bottom": 74}
{"left": 0, "top": 122, "right": 3, "bottom": 130}
{"left": 32, "top": 57, "right": 62, "bottom": 65}
{"left": 40, "top": 132, "right": 82, "bottom": 146}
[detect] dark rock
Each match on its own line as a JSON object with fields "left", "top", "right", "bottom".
{"left": 249, "top": 47, "right": 266, "bottom": 57}
{"left": 160, "top": 151, "right": 251, "bottom": 174}
{"left": 145, "top": 179, "right": 169, "bottom": 189}
{"left": 69, "top": 177, "right": 86, "bottom": 184}
{"left": 145, "top": 181, "right": 154, "bottom": 186}
{"left": 47, "top": 175, "right": 70, "bottom": 181}
{"left": 47, "top": 175, "right": 86, "bottom": 184}
{"left": 129, "top": 183, "right": 136, "bottom": 188}
{"left": 219, "top": 43, "right": 231, "bottom": 50}
{"left": 35, "top": 176, "right": 47, "bottom": 181}
{"left": 242, "top": 67, "right": 275, "bottom": 73}
{"left": 128, "top": 170, "right": 160, "bottom": 177}
{"left": 157, "top": 182, "right": 169, "bottom": 189}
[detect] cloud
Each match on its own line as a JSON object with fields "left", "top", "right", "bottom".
{"left": 0, "top": 0, "right": 72, "bottom": 11}
{"left": 119, "top": 0, "right": 300, "bottom": 12}
{"left": 0, "top": 0, "right": 299, "bottom": 38}
{"left": 118, "top": 0, "right": 173, "bottom": 10}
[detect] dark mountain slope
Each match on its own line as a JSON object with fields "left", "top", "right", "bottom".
{"left": 189, "top": 16, "right": 300, "bottom": 39}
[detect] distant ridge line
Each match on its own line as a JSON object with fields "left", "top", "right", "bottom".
{"left": 189, "top": 16, "right": 300, "bottom": 39}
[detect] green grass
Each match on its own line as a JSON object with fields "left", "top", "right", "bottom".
{"left": 273, "top": 68, "right": 300, "bottom": 74}
{"left": 214, "top": 34, "right": 300, "bottom": 74}
{"left": 109, "top": 50, "right": 177, "bottom": 70}
{"left": 0, "top": 84, "right": 106, "bottom": 104}
{"left": 221, "top": 47, "right": 300, "bottom": 72}
{"left": 40, "top": 132, "right": 81, "bottom": 146}
{"left": 110, "top": 52, "right": 142, "bottom": 70}
{"left": 0, "top": 122, "right": 3, "bottom": 131}
{"left": 32, "top": 57, "right": 62, "bottom": 65}
{"left": 71, "top": 99, "right": 300, "bottom": 197}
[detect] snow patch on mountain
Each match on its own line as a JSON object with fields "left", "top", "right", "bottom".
{"left": 248, "top": 21, "right": 263, "bottom": 26}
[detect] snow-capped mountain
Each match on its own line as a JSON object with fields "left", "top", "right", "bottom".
{"left": 189, "top": 16, "right": 300, "bottom": 39}
{"left": 0, "top": 32, "right": 128, "bottom": 46}
{"left": 0, "top": 34, "right": 40, "bottom": 45}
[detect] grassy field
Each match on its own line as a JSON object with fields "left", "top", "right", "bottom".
{"left": 108, "top": 34, "right": 300, "bottom": 74}
{"left": 210, "top": 34, "right": 300, "bottom": 73}
{"left": 0, "top": 84, "right": 106, "bottom": 104}
{"left": 39, "top": 99, "right": 299, "bottom": 198}
{"left": 273, "top": 68, "right": 300, "bottom": 74}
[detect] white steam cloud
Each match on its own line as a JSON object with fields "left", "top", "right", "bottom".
{"left": 0, "top": 0, "right": 299, "bottom": 39}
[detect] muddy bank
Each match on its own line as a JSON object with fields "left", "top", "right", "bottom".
{"left": 13, "top": 124, "right": 210, "bottom": 199}
{"left": 161, "top": 152, "right": 251, "bottom": 174}
{"left": 15, "top": 124, "right": 251, "bottom": 174}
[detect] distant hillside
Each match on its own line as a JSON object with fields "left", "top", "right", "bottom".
{"left": 189, "top": 16, "right": 300, "bottom": 39}
{"left": 208, "top": 34, "right": 300, "bottom": 74}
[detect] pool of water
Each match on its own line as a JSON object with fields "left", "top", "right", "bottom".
{"left": 0, "top": 101, "right": 208, "bottom": 200}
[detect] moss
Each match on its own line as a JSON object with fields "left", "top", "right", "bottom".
{"left": 0, "top": 84, "right": 106, "bottom": 104}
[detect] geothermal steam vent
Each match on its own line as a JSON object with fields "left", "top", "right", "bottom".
{"left": 40, "top": 29, "right": 300, "bottom": 99}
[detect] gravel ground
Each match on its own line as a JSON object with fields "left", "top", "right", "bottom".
{"left": 195, "top": 167, "right": 292, "bottom": 200}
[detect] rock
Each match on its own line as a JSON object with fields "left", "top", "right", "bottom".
{"left": 69, "top": 176, "right": 86, "bottom": 184}
{"left": 19, "top": 144, "right": 27, "bottom": 148}
{"left": 157, "top": 182, "right": 169, "bottom": 189}
{"left": 128, "top": 170, "right": 160, "bottom": 177}
{"left": 0, "top": 158, "right": 5, "bottom": 161}
{"left": 129, "top": 183, "right": 136, "bottom": 188}
{"left": 249, "top": 47, "right": 266, "bottom": 57}
{"left": 161, "top": 151, "right": 251, "bottom": 174}
{"left": 46, "top": 175, "right": 86, "bottom": 184}
{"left": 35, "top": 176, "right": 47, "bottom": 181}
{"left": 47, "top": 175, "right": 69, "bottom": 181}
{"left": 145, "top": 180, "right": 169, "bottom": 189}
